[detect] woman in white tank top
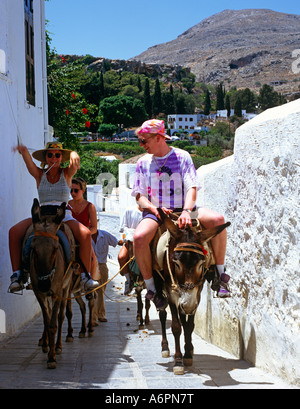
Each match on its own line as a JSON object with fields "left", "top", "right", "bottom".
{"left": 8, "top": 142, "right": 98, "bottom": 293}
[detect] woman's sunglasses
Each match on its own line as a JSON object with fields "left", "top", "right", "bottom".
{"left": 71, "top": 188, "right": 80, "bottom": 193}
{"left": 47, "top": 152, "right": 62, "bottom": 159}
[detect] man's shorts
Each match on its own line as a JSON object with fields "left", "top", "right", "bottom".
{"left": 142, "top": 207, "right": 198, "bottom": 225}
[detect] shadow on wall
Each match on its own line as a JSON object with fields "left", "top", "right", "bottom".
{"left": 239, "top": 321, "right": 257, "bottom": 366}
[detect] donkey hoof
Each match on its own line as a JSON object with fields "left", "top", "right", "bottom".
{"left": 42, "top": 346, "right": 49, "bottom": 353}
{"left": 162, "top": 349, "right": 170, "bottom": 358}
{"left": 47, "top": 360, "right": 57, "bottom": 369}
{"left": 88, "top": 331, "right": 94, "bottom": 338}
{"left": 139, "top": 324, "right": 144, "bottom": 330}
{"left": 183, "top": 358, "right": 193, "bottom": 366}
{"left": 66, "top": 336, "right": 74, "bottom": 343}
{"left": 56, "top": 348, "right": 62, "bottom": 355}
{"left": 79, "top": 332, "right": 86, "bottom": 338}
{"left": 173, "top": 365, "right": 185, "bottom": 375}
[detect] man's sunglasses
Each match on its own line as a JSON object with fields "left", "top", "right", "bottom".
{"left": 71, "top": 188, "right": 80, "bottom": 193}
{"left": 138, "top": 136, "right": 154, "bottom": 145}
{"left": 47, "top": 152, "right": 62, "bottom": 159}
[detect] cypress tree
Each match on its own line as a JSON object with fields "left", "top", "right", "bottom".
{"left": 203, "top": 90, "right": 211, "bottom": 115}
{"left": 153, "top": 78, "right": 162, "bottom": 116}
{"left": 234, "top": 97, "right": 242, "bottom": 117}
{"left": 225, "top": 94, "right": 231, "bottom": 117}
{"left": 144, "top": 78, "right": 152, "bottom": 118}
{"left": 216, "top": 83, "right": 225, "bottom": 110}
{"left": 99, "top": 72, "right": 105, "bottom": 100}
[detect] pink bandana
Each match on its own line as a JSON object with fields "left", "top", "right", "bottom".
{"left": 138, "top": 119, "right": 171, "bottom": 139}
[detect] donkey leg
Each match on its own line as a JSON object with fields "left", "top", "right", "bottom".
{"left": 180, "top": 312, "right": 195, "bottom": 366}
{"left": 56, "top": 299, "right": 67, "bottom": 354}
{"left": 75, "top": 296, "right": 87, "bottom": 338}
{"left": 170, "top": 303, "right": 184, "bottom": 375}
{"left": 65, "top": 299, "right": 74, "bottom": 342}
{"left": 47, "top": 300, "right": 61, "bottom": 369}
{"left": 137, "top": 291, "right": 144, "bottom": 329}
{"left": 35, "top": 293, "right": 49, "bottom": 353}
{"left": 145, "top": 297, "right": 150, "bottom": 325}
{"left": 88, "top": 295, "right": 95, "bottom": 336}
{"left": 159, "top": 309, "right": 170, "bottom": 358}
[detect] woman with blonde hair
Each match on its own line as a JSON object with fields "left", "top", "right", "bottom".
{"left": 9, "top": 143, "right": 99, "bottom": 293}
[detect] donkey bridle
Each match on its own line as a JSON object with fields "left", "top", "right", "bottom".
{"left": 173, "top": 242, "right": 207, "bottom": 256}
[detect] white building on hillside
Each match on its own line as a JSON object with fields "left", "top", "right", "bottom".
{"left": 168, "top": 114, "right": 197, "bottom": 135}
{"left": 0, "top": 0, "right": 49, "bottom": 338}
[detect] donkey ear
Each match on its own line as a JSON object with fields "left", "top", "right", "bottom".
{"left": 31, "top": 198, "right": 41, "bottom": 224}
{"left": 54, "top": 202, "right": 66, "bottom": 225}
{"left": 157, "top": 208, "right": 181, "bottom": 238}
{"left": 198, "top": 222, "right": 230, "bottom": 243}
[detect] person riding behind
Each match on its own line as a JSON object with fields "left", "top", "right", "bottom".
{"left": 8, "top": 142, "right": 99, "bottom": 293}
{"left": 67, "top": 177, "right": 99, "bottom": 281}
{"left": 118, "top": 206, "right": 143, "bottom": 295}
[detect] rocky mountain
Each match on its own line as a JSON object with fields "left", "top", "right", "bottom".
{"left": 131, "top": 9, "right": 300, "bottom": 96}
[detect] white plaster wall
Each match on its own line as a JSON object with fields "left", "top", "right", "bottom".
{"left": 0, "top": 0, "right": 48, "bottom": 339}
{"left": 195, "top": 99, "right": 300, "bottom": 385}
{"left": 118, "top": 163, "right": 139, "bottom": 221}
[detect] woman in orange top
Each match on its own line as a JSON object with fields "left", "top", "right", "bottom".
{"left": 68, "top": 177, "right": 99, "bottom": 280}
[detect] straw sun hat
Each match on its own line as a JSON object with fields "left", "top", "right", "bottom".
{"left": 32, "top": 142, "right": 72, "bottom": 164}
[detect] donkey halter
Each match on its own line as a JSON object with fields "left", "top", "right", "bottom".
{"left": 173, "top": 242, "right": 207, "bottom": 256}
{"left": 34, "top": 231, "right": 59, "bottom": 241}
{"left": 165, "top": 242, "right": 208, "bottom": 293}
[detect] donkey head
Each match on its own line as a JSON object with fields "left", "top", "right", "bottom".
{"left": 31, "top": 198, "right": 66, "bottom": 234}
{"left": 158, "top": 208, "right": 230, "bottom": 315}
{"left": 30, "top": 199, "right": 66, "bottom": 292}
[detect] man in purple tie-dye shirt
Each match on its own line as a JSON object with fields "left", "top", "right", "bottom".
{"left": 132, "top": 120, "right": 230, "bottom": 310}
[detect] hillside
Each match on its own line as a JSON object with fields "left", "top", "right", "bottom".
{"left": 131, "top": 9, "right": 300, "bottom": 97}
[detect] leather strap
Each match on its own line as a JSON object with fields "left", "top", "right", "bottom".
{"left": 34, "top": 231, "right": 59, "bottom": 241}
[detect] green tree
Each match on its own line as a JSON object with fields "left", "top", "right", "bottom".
{"left": 258, "top": 84, "right": 286, "bottom": 111}
{"left": 98, "top": 123, "right": 118, "bottom": 138}
{"left": 234, "top": 97, "right": 242, "bottom": 117}
{"left": 225, "top": 94, "right": 231, "bottom": 117}
{"left": 98, "top": 95, "right": 147, "bottom": 128}
{"left": 144, "top": 78, "right": 152, "bottom": 117}
{"left": 203, "top": 90, "right": 211, "bottom": 115}
{"left": 47, "top": 57, "right": 97, "bottom": 149}
{"left": 153, "top": 79, "right": 162, "bottom": 116}
{"left": 216, "top": 83, "right": 225, "bottom": 110}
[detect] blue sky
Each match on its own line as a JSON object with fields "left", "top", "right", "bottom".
{"left": 45, "top": 0, "right": 300, "bottom": 60}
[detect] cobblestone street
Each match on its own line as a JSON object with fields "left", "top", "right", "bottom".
{"left": 0, "top": 259, "right": 296, "bottom": 391}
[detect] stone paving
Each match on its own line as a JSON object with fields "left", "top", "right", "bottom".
{"left": 0, "top": 259, "right": 297, "bottom": 390}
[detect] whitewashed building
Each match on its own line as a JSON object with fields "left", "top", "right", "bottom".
{"left": 0, "top": 0, "right": 49, "bottom": 338}
{"left": 167, "top": 114, "right": 198, "bottom": 135}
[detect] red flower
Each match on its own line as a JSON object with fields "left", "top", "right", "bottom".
{"left": 66, "top": 109, "right": 70, "bottom": 116}
{"left": 82, "top": 108, "right": 88, "bottom": 114}
{"left": 201, "top": 246, "right": 208, "bottom": 256}
{"left": 85, "top": 121, "right": 91, "bottom": 128}
{"left": 72, "top": 93, "right": 76, "bottom": 99}
{"left": 60, "top": 55, "right": 66, "bottom": 63}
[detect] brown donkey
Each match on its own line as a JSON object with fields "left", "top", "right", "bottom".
{"left": 154, "top": 208, "right": 230, "bottom": 375}
{"left": 29, "top": 199, "right": 75, "bottom": 369}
